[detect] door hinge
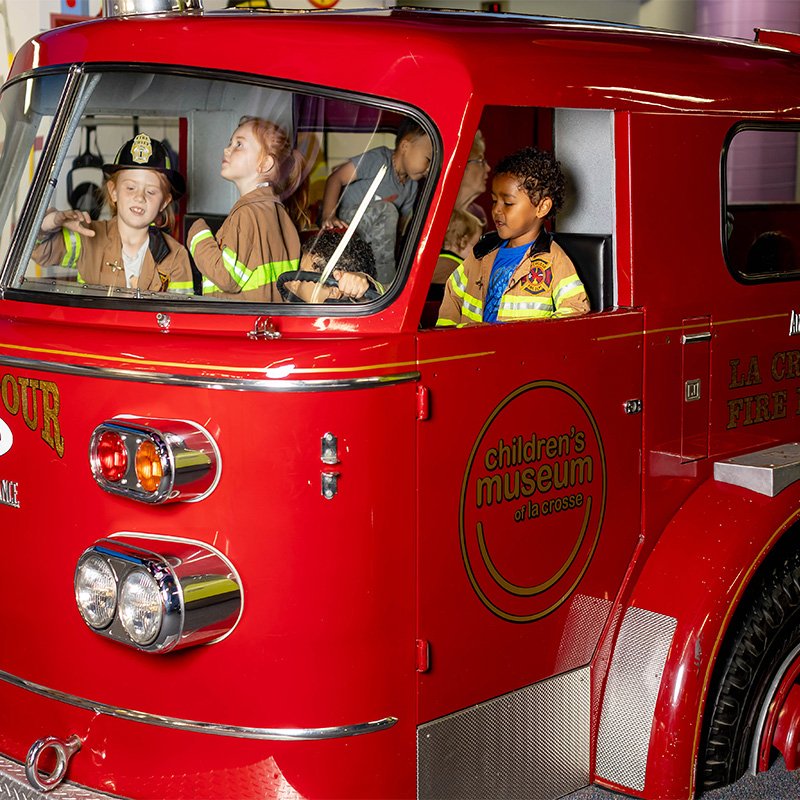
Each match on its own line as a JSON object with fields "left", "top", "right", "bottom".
{"left": 416, "top": 639, "right": 431, "bottom": 672}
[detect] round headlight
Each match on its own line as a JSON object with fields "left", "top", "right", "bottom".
{"left": 119, "top": 570, "right": 163, "bottom": 645}
{"left": 75, "top": 555, "right": 117, "bottom": 629}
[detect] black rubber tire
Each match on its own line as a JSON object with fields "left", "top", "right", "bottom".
{"left": 699, "top": 545, "right": 800, "bottom": 791}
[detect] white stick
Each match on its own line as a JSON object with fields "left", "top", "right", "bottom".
{"left": 312, "top": 163, "right": 388, "bottom": 302}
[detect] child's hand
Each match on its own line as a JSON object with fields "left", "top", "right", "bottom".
{"left": 322, "top": 215, "right": 348, "bottom": 231}
{"left": 42, "top": 208, "right": 95, "bottom": 237}
{"left": 333, "top": 269, "right": 369, "bottom": 299}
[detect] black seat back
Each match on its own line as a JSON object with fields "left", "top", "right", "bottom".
{"left": 183, "top": 213, "right": 228, "bottom": 295}
{"left": 552, "top": 232, "right": 614, "bottom": 311}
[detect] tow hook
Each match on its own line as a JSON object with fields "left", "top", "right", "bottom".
{"left": 25, "top": 734, "right": 82, "bottom": 792}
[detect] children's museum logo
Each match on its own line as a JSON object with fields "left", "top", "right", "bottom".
{"left": 459, "top": 380, "right": 606, "bottom": 622}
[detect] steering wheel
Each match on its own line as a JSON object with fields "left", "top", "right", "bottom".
{"left": 277, "top": 271, "right": 382, "bottom": 304}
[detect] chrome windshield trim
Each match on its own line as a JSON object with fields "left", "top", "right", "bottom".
{"left": 0, "top": 354, "right": 419, "bottom": 392}
{"left": 0, "top": 669, "right": 397, "bottom": 741}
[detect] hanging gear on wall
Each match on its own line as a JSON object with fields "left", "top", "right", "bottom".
{"left": 67, "top": 124, "right": 104, "bottom": 220}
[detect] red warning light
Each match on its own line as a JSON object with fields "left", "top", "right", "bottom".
{"left": 96, "top": 431, "right": 128, "bottom": 482}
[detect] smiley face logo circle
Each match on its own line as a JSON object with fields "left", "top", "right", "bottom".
{"left": 459, "top": 380, "right": 606, "bottom": 623}
{"left": 0, "top": 417, "right": 12, "bottom": 457}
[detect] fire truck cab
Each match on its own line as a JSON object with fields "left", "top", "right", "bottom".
{"left": 0, "top": 2, "right": 800, "bottom": 799}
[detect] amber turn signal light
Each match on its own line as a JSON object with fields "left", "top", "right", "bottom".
{"left": 135, "top": 440, "right": 163, "bottom": 493}
{"left": 89, "top": 417, "right": 220, "bottom": 504}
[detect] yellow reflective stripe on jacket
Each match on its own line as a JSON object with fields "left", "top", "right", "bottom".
{"left": 221, "top": 246, "right": 252, "bottom": 289}
{"left": 460, "top": 296, "right": 483, "bottom": 322}
{"left": 189, "top": 228, "right": 214, "bottom": 256}
{"left": 445, "top": 264, "right": 483, "bottom": 322}
{"left": 166, "top": 280, "right": 194, "bottom": 295}
{"left": 552, "top": 275, "right": 584, "bottom": 307}
{"left": 448, "top": 263, "right": 468, "bottom": 297}
{"left": 201, "top": 257, "right": 299, "bottom": 296}
{"left": 442, "top": 270, "right": 482, "bottom": 322}
{"left": 60, "top": 229, "right": 81, "bottom": 270}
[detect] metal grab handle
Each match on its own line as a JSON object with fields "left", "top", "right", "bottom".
{"left": 25, "top": 734, "right": 82, "bottom": 792}
{"left": 681, "top": 332, "right": 712, "bottom": 344}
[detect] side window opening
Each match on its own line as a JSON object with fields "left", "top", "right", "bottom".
{"left": 724, "top": 125, "right": 800, "bottom": 280}
{"left": 422, "top": 106, "right": 616, "bottom": 329}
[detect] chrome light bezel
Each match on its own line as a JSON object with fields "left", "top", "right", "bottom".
{"left": 89, "top": 417, "right": 221, "bottom": 504}
{"left": 74, "top": 535, "right": 242, "bottom": 653}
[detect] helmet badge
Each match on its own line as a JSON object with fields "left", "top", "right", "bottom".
{"left": 130, "top": 134, "right": 153, "bottom": 165}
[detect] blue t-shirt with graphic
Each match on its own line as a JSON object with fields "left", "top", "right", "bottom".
{"left": 483, "top": 241, "right": 529, "bottom": 323}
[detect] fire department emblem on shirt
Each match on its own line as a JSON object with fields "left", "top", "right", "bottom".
{"left": 130, "top": 134, "right": 153, "bottom": 165}
{"left": 522, "top": 258, "right": 552, "bottom": 295}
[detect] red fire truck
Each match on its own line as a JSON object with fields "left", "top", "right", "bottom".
{"left": 1, "top": 1, "right": 799, "bottom": 798}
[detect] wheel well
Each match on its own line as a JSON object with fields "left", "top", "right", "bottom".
{"left": 697, "top": 521, "right": 800, "bottom": 790}
{"left": 709, "top": 521, "right": 800, "bottom": 665}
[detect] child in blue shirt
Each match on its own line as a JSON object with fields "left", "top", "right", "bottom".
{"left": 438, "top": 146, "right": 589, "bottom": 326}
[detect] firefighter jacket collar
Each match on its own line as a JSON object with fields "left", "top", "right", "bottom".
{"left": 473, "top": 227, "right": 553, "bottom": 260}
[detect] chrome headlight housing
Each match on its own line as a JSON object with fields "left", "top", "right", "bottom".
{"left": 74, "top": 536, "right": 242, "bottom": 653}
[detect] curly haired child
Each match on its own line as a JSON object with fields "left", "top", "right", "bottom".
{"left": 437, "top": 146, "right": 589, "bottom": 325}
{"left": 279, "top": 229, "right": 383, "bottom": 303}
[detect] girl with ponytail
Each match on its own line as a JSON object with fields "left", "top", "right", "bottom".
{"left": 189, "top": 116, "right": 367, "bottom": 302}
{"left": 188, "top": 116, "right": 301, "bottom": 302}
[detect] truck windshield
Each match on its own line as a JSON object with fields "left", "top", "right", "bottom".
{"left": 0, "top": 68, "right": 434, "bottom": 310}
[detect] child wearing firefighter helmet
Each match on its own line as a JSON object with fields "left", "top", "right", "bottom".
{"left": 437, "top": 146, "right": 589, "bottom": 326}
{"left": 279, "top": 229, "right": 382, "bottom": 303}
{"left": 33, "top": 133, "right": 193, "bottom": 294}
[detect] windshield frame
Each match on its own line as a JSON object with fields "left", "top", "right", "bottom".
{"left": 0, "top": 62, "right": 441, "bottom": 317}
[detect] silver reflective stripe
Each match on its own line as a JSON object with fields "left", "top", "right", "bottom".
{"left": 0, "top": 668, "right": 397, "bottom": 742}
{"left": 500, "top": 298, "right": 552, "bottom": 312}
{"left": 462, "top": 297, "right": 483, "bottom": 318}
{"left": 553, "top": 277, "right": 583, "bottom": 304}
{"left": 450, "top": 268, "right": 468, "bottom": 295}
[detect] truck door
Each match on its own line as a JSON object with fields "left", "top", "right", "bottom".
{"left": 415, "top": 308, "right": 644, "bottom": 749}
